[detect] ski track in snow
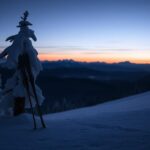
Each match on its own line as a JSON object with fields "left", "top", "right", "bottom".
{"left": 0, "top": 92, "right": 150, "bottom": 150}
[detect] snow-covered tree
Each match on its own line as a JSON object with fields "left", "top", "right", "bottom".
{"left": 0, "top": 11, "right": 44, "bottom": 118}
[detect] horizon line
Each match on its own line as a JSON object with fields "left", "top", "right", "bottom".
{"left": 39, "top": 58, "right": 150, "bottom": 65}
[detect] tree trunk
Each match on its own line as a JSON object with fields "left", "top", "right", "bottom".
{"left": 13, "top": 97, "right": 25, "bottom": 116}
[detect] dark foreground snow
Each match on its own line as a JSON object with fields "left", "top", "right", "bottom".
{"left": 0, "top": 92, "right": 150, "bottom": 150}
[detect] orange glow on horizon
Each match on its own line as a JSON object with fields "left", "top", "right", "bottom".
{"left": 38, "top": 53, "right": 150, "bottom": 64}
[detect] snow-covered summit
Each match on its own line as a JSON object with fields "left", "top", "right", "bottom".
{"left": 0, "top": 91, "right": 150, "bottom": 150}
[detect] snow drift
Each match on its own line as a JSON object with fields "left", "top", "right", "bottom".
{"left": 0, "top": 91, "right": 150, "bottom": 150}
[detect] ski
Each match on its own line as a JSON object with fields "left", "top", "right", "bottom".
{"left": 18, "top": 54, "right": 37, "bottom": 129}
{"left": 19, "top": 48, "right": 46, "bottom": 128}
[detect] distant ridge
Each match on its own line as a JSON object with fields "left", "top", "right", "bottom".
{"left": 42, "top": 59, "right": 133, "bottom": 65}
{"left": 42, "top": 59, "right": 150, "bottom": 72}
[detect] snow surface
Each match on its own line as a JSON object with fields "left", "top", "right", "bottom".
{"left": 0, "top": 92, "right": 150, "bottom": 150}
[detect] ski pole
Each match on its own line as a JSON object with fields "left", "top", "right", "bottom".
{"left": 19, "top": 57, "right": 37, "bottom": 129}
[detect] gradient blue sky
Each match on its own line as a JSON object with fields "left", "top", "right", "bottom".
{"left": 0, "top": 0, "right": 150, "bottom": 63}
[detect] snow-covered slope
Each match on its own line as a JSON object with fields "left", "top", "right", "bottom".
{"left": 0, "top": 92, "right": 150, "bottom": 150}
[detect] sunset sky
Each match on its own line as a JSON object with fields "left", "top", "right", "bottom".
{"left": 0, "top": 0, "right": 150, "bottom": 63}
